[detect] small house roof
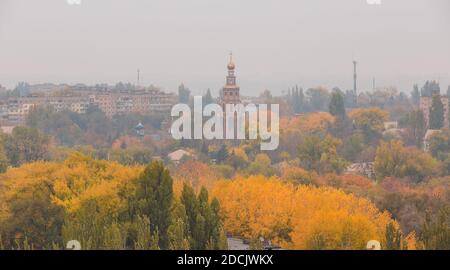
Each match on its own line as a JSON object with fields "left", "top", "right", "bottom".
{"left": 168, "top": 149, "right": 193, "bottom": 162}
{"left": 424, "top": 129, "right": 441, "bottom": 140}
{"left": 0, "top": 126, "right": 15, "bottom": 135}
{"left": 135, "top": 122, "right": 144, "bottom": 130}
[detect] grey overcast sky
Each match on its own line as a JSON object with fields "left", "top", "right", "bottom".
{"left": 0, "top": 0, "right": 449, "bottom": 95}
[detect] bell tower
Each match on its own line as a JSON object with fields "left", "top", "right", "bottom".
{"left": 221, "top": 52, "right": 241, "bottom": 105}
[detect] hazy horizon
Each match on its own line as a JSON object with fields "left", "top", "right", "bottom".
{"left": 1, "top": 0, "right": 449, "bottom": 95}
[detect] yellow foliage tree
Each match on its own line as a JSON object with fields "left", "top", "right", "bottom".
{"left": 281, "top": 112, "right": 335, "bottom": 135}
{"left": 172, "top": 160, "right": 220, "bottom": 195}
{"left": 374, "top": 140, "right": 439, "bottom": 182}
{"left": 279, "top": 112, "right": 336, "bottom": 155}
{"left": 349, "top": 108, "right": 389, "bottom": 143}
{"left": 0, "top": 153, "right": 143, "bottom": 249}
{"left": 212, "top": 176, "right": 295, "bottom": 245}
{"left": 212, "top": 175, "right": 397, "bottom": 250}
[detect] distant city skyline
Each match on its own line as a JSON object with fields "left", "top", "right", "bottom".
{"left": 0, "top": 0, "right": 449, "bottom": 95}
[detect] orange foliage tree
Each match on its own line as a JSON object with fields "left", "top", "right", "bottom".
{"left": 172, "top": 160, "right": 220, "bottom": 195}
{"left": 278, "top": 112, "right": 335, "bottom": 155}
{"left": 212, "top": 175, "right": 397, "bottom": 250}
{"left": 0, "top": 153, "right": 143, "bottom": 249}
{"left": 374, "top": 140, "right": 439, "bottom": 183}
{"left": 349, "top": 107, "right": 389, "bottom": 143}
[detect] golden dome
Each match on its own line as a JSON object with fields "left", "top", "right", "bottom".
{"left": 227, "top": 52, "right": 235, "bottom": 70}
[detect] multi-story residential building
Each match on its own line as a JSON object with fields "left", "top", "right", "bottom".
{"left": 89, "top": 91, "right": 176, "bottom": 118}
{"left": 0, "top": 101, "right": 9, "bottom": 120}
{"left": 91, "top": 94, "right": 118, "bottom": 117}
{"left": 147, "top": 89, "right": 178, "bottom": 114}
{"left": 2, "top": 88, "right": 177, "bottom": 124}
{"left": 49, "top": 97, "right": 90, "bottom": 114}
{"left": 7, "top": 102, "right": 36, "bottom": 123}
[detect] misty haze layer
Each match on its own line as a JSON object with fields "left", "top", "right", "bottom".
{"left": 0, "top": 0, "right": 449, "bottom": 95}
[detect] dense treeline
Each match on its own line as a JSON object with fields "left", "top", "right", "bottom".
{"left": 213, "top": 176, "right": 401, "bottom": 250}
{"left": 0, "top": 82, "right": 449, "bottom": 250}
{"left": 0, "top": 105, "right": 180, "bottom": 170}
{"left": 0, "top": 155, "right": 227, "bottom": 250}
{"left": 177, "top": 87, "right": 450, "bottom": 249}
{"left": 2, "top": 154, "right": 447, "bottom": 250}
{"left": 0, "top": 126, "right": 50, "bottom": 172}
{"left": 26, "top": 105, "right": 166, "bottom": 147}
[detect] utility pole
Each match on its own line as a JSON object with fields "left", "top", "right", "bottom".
{"left": 353, "top": 60, "right": 357, "bottom": 95}
{"left": 137, "top": 69, "right": 140, "bottom": 87}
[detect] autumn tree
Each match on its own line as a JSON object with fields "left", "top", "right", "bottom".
{"left": 349, "top": 108, "right": 389, "bottom": 144}
{"left": 212, "top": 176, "right": 397, "bottom": 250}
{"left": 0, "top": 155, "right": 227, "bottom": 250}
{"left": 422, "top": 207, "right": 450, "bottom": 250}
{"left": 0, "top": 154, "right": 142, "bottom": 249}
{"left": 0, "top": 144, "right": 9, "bottom": 173}
{"left": 342, "top": 132, "right": 364, "bottom": 162}
{"left": 212, "top": 176, "right": 294, "bottom": 245}
{"left": 246, "top": 153, "right": 274, "bottom": 176}
{"left": 173, "top": 160, "right": 220, "bottom": 191}
{"left": 0, "top": 180, "right": 64, "bottom": 249}
{"left": 2, "top": 126, "right": 50, "bottom": 167}
{"left": 216, "top": 144, "right": 229, "bottom": 163}
{"left": 279, "top": 112, "right": 336, "bottom": 157}
{"left": 427, "top": 129, "right": 450, "bottom": 160}
{"left": 385, "top": 223, "right": 403, "bottom": 250}
{"left": 225, "top": 148, "right": 249, "bottom": 170}
{"left": 298, "top": 135, "right": 348, "bottom": 174}
{"left": 374, "top": 140, "right": 439, "bottom": 183}
{"left": 26, "top": 105, "right": 163, "bottom": 148}
{"left": 405, "top": 110, "right": 426, "bottom": 148}
{"left": 279, "top": 164, "right": 318, "bottom": 186}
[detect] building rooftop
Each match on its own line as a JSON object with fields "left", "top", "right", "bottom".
{"left": 168, "top": 149, "right": 193, "bottom": 162}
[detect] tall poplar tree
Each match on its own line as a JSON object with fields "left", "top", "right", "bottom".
{"left": 329, "top": 91, "right": 346, "bottom": 119}
{"left": 134, "top": 161, "right": 173, "bottom": 249}
{"left": 411, "top": 84, "right": 420, "bottom": 105}
{"left": 181, "top": 184, "right": 226, "bottom": 250}
{"left": 429, "top": 95, "right": 444, "bottom": 129}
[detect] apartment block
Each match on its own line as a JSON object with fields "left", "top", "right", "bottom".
{"left": 2, "top": 89, "right": 177, "bottom": 124}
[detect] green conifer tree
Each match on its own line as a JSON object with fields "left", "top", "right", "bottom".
{"left": 429, "top": 95, "right": 445, "bottom": 129}
{"left": 329, "top": 91, "right": 346, "bottom": 119}
{"left": 134, "top": 161, "right": 173, "bottom": 249}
